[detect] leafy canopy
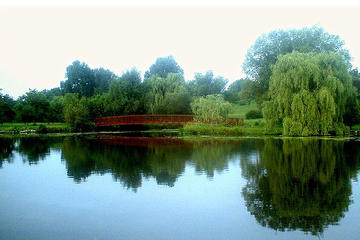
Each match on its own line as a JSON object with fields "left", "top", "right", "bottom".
{"left": 264, "top": 51, "right": 353, "bottom": 136}
{"left": 144, "top": 56, "right": 184, "bottom": 79}
{"left": 145, "top": 73, "right": 191, "bottom": 114}
{"left": 243, "top": 26, "right": 350, "bottom": 103}
{"left": 188, "top": 71, "right": 228, "bottom": 97}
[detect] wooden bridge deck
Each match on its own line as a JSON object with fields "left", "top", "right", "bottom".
{"left": 95, "top": 115, "right": 244, "bottom": 127}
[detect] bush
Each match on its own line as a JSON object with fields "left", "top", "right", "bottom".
{"left": 37, "top": 124, "right": 48, "bottom": 134}
{"left": 245, "top": 109, "right": 263, "bottom": 119}
{"left": 191, "top": 94, "right": 232, "bottom": 124}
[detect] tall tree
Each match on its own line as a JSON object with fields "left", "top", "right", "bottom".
{"left": 144, "top": 56, "right": 184, "bottom": 79}
{"left": 145, "top": 73, "right": 191, "bottom": 114}
{"left": 264, "top": 52, "right": 353, "bottom": 136}
{"left": 93, "top": 67, "right": 118, "bottom": 94}
{"left": 105, "top": 68, "right": 145, "bottom": 115}
{"left": 61, "top": 60, "right": 95, "bottom": 97}
{"left": 243, "top": 26, "right": 350, "bottom": 104}
{"left": 187, "top": 71, "right": 228, "bottom": 97}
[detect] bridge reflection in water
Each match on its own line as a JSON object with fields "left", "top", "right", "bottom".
{"left": 95, "top": 115, "right": 244, "bottom": 127}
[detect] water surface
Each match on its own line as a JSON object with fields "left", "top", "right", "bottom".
{"left": 0, "top": 135, "right": 359, "bottom": 240}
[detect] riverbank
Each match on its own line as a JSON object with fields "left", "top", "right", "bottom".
{"left": 1, "top": 121, "right": 360, "bottom": 137}
{"left": 0, "top": 122, "right": 68, "bottom": 134}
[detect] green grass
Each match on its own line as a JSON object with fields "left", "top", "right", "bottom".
{"left": 181, "top": 123, "right": 282, "bottom": 137}
{"left": 352, "top": 124, "right": 360, "bottom": 131}
{"left": 0, "top": 122, "right": 68, "bottom": 133}
{"left": 229, "top": 102, "right": 259, "bottom": 119}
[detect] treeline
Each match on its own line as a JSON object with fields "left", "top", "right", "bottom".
{"left": 2, "top": 25, "right": 360, "bottom": 134}
{"left": 1, "top": 56, "right": 245, "bottom": 130}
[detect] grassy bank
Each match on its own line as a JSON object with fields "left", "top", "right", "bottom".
{"left": 0, "top": 122, "right": 68, "bottom": 133}
{"left": 181, "top": 122, "right": 282, "bottom": 136}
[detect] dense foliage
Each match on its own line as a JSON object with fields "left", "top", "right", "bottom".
{"left": 243, "top": 26, "right": 351, "bottom": 104}
{"left": 191, "top": 94, "right": 232, "bottom": 124}
{"left": 264, "top": 52, "right": 353, "bottom": 136}
{"left": 242, "top": 138, "right": 358, "bottom": 235}
{"left": 188, "top": 71, "right": 228, "bottom": 97}
{"left": 0, "top": 90, "right": 15, "bottom": 123}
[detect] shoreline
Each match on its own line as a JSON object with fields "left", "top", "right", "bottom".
{"left": 0, "top": 129, "right": 359, "bottom": 140}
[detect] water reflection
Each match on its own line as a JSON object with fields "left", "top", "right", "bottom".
{"left": 61, "top": 136, "right": 242, "bottom": 189}
{"left": 242, "top": 138, "right": 360, "bottom": 236}
{"left": 0, "top": 137, "right": 15, "bottom": 167}
{"left": 1, "top": 135, "right": 360, "bottom": 237}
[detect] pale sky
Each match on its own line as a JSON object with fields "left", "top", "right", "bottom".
{"left": 1, "top": 1, "right": 360, "bottom": 98}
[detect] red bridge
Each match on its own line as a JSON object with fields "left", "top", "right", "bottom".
{"left": 95, "top": 115, "right": 244, "bottom": 127}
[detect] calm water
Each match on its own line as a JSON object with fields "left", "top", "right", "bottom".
{"left": 1, "top": 135, "right": 360, "bottom": 240}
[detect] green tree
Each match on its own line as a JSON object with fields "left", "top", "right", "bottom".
{"left": 0, "top": 89, "right": 15, "bottom": 123}
{"left": 93, "top": 67, "right": 118, "bottom": 94}
{"left": 105, "top": 68, "right": 145, "bottom": 115}
{"left": 144, "top": 56, "right": 184, "bottom": 79}
{"left": 187, "top": 71, "right": 228, "bottom": 97}
{"left": 63, "top": 93, "right": 91, "bottom": 131}
{"left": 350, "top": 68, "right": 360, "bottom": 95}
{"left": 49, "top": 96, "right": 64, "bottom": 122}
{"left": 145, "top": 73, "right": 191, "bottom": 114}
{"left": 61, "top": 60, "right": 95, "bottom": 97}
{"left": 243, "top": 26, "right": 350, "bottom": 104}
{"left": 190, "top": 94, "right": 232, "bottom": 124}
{"left": 343, "top": 95, "right": 360, "bottom": 128}
{"left": 15, "top": 89, "right": 52, "bottom": 122}
{"left": 264, "top": 52, "right": 353, "bottom": 136}
{"left": 224, "top": 78, "right": 252, "bottom": 104}
{"left": 86, "top": 94, "right": 108, "bottom": 119}
{"left": 40, "top": 87, "right": 62, "bottom": 100}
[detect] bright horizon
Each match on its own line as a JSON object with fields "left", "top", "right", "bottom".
{"left": 1, "top": 4, "right": 360, "bottom": 98}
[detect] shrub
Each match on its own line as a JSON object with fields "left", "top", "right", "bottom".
{"left": 245, "top": 109, "right": 263, "bottom": 119}
{"left": 190, "top": 94, "right": 232, "bottom": 124}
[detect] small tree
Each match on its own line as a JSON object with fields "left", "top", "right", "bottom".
{"left": 63, "top": 94, "right": 91, "bottom": 131}
{"left": 191, "top": 94, "right": 232, "bottom": 124}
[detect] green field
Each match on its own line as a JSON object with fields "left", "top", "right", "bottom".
{"left": 229, "top": 102, "right": 259, "bottom": 119}
{"left": 0, "top": 122, "right": 67, "bottom": 133}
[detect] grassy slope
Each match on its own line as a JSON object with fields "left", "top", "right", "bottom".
{"left": 229, "top": 102, "right": 258, "bottom": 119}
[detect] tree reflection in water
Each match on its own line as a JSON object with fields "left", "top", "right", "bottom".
{"left": 0, "top": 137, "right": 15, "bottom": 167}
{"left": 60, "top": 136, "right": 242, "bottom": 191}
{"left": 242, "top": 138, "right": 360, "bottom": 236}
{"left": 1, "top": 135, "right": 359, "bottom": 236}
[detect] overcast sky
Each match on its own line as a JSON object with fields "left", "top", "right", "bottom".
{"left": 1, "top": 1, "right": 360, "bottom": 98}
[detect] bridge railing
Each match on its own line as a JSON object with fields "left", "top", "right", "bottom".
{"left": 95, "top": 115, "right": 244, "bottom": 127}
{"left": 95, "top": 115, "right": 195, "bottom": 127}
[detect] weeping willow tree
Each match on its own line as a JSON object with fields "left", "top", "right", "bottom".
{"left": 264, "top": 52, "right": 354, "bottom": 136}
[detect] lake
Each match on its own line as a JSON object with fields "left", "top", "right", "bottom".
{"left": 0, "top": 134, "right": 359, "bottom": 240}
